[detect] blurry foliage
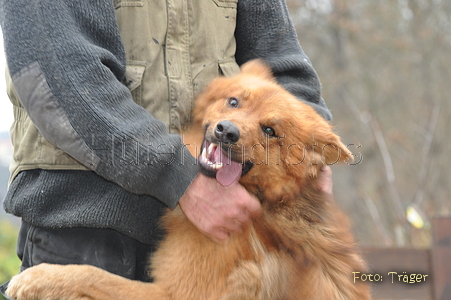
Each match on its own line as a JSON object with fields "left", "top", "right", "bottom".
{"left": 288, "top": 0, "right": 451, "bottom": 247}
{"left": 0, "top": 220, "right": 19, "bottom": 300}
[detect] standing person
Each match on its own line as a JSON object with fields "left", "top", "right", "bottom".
{"left": 0, "top": 0, "right": 332, "bottom": 294}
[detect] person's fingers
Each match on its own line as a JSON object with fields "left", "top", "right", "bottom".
{"left": 229, "top": 208, "right": 250, "bottom": 226}
{"left": 207, "top": 227, "right": 230, "bottom": 244}
{"left": 228, "top": 182, "right": 262, "bottom": 218}
{"left": 244, "top": 195, "right": 262, "bottom": 217}
{"left": 219, "top": 195, "right": 250, "bottom": 225}
{"left": 179, "top": 173, "right": 261, "bottom": 243}
{"left": 318, "top": 165, "right": 333, "bottom": 195}
{"left": 221, "top": 218, "right": 243, "bottom": 234}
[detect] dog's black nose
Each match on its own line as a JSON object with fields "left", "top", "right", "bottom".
{"left": 215, "top": 121, "right": 240, "bottom": 144}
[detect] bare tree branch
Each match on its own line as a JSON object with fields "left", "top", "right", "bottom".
{"left": 414, "top": 101, "right": 441, "bottom": 206}
{"left": 364, "top": 194, "right": 393, "bottom": 246}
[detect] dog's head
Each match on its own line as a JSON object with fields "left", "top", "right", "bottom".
{"left": 191, "top": 60, "right": 353, "bottom": 201}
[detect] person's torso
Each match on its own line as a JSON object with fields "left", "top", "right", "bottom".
{"left": 8, "top": 0, "right": 240, "bottom": 180}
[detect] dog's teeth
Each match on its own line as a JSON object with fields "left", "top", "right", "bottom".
{"left": 212, "top": 162, "right": 223, "bottom": 170}
{"left": 208, "top": 143, "right": 215, "bottom": 155}
{"left": 201, "top": 147, "right": 207, "bottom": 160}
{"left": 199, "top": 143, "right": 223, "bottom": 169}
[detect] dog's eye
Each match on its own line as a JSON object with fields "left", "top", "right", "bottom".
{"left": 227, "top": 97, "right": 239, "bottom": 108}
{"left": 262, "top": 126, "right": 276, "bottom": 137}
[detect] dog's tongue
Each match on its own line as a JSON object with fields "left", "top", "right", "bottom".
{"left": 214, "top": 147, "right": 241, "bottom": 187}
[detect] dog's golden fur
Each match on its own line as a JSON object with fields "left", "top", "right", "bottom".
{"left": 6, "top": 60, "right": 371, "bottom": 300}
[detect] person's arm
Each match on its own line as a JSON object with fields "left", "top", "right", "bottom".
{"left": 235, "top": 0, "right": 332, "bottom": 121}
{"left": 0, "top": 0, "right": 197, "bottom": 208}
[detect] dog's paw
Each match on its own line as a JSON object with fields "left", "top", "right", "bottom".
{"left": 6, "top": 263, "right": 89, "bottom": 300}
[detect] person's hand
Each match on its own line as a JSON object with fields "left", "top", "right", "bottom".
{"left": 179, "top": 173, "right": 261, "bottom": 243}
{"left": 317, "top": 165, "right": 333, "bottom": 195}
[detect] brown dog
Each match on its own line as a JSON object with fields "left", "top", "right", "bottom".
{"left": 6, "top": 60, "right": 371, "bottom": 300}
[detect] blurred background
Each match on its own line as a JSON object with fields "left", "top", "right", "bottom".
{"left": 287, "top": 1, "right": 451, "bottom": 298}
{"left": 0, "top": 0, "right": 450, "bottom": 299}
{"left": 287, "top": 0, "right": 450, "bottom": 248}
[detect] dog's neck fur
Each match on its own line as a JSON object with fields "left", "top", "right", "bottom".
{"left": 251, "top": 178, "right": 368, "bottom": 299}
{"left": 252, "top": 173, "right": 327, "bottom": 244}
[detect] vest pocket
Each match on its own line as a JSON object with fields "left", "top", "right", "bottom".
{"left": 219, "top": 60, "right": 240, "bottom": 77}
{"left": 212, "top": 0, "right": 238, "bottom": 8}
{"left": 192, "top": 59, "right": 240, "bottom": 99}
{"left": 114, "top": 0, "right": 144, "bottom": 8}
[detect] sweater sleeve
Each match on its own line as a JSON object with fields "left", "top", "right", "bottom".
{"left": 235, "top": 0, "right": 332, "bottom": 120}
{"left": 0, "top": 0, "right": 197, "bottom": 208}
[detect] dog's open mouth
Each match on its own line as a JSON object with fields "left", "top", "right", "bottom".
{"left": 198, "top": 140, "right": 252, "bottom": 186}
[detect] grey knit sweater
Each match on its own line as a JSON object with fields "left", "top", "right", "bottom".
{"left": 0, "top": 0, "right": 330, "bottom": 244}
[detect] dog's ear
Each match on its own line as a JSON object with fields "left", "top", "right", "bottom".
{"left": 240, "top": 59, "right": 274, "bottom": 81}
{"left": 306, "top": 131, "right": 353, "bottom": 178}
{"left": 315, "top": 130, "right": 354, "bottom": 166}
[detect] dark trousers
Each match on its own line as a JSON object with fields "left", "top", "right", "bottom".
{"left": 1, "top": 221, "right": 159, "bottom": 298}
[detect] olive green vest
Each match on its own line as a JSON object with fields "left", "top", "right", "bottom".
{"left": 8, "top": 0, "right": 240, "bottom": 181}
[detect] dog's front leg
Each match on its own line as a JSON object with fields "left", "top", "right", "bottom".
{"left": 6, "top": 263, "right": 171, "bottom": 300}
{"left": 220, "top": 254, "right": 288, "bottom": 300}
